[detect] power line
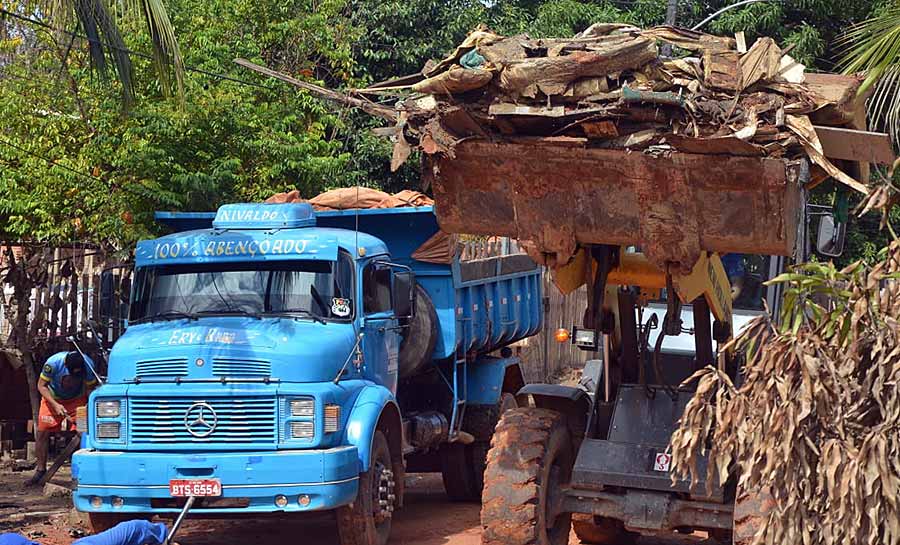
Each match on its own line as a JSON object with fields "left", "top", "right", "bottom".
{"left": 0, "top": 136, "right": 107, "bottom": 184}
{"left": 0, "top": 8, "right": 268, "bottom": 89}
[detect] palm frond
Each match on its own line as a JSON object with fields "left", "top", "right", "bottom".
{"left": 838, "top": 3, "right": 900, "bottom": 95}
{"left": 126, "top": 0, "right": 184, "bottom": 98}
{"left": 45, "top": 0, "right": 183, "bottom": 104}
{"left": 838, "top": 3, "right": 900, "bottom": 147}
{"left": 73, "top": 0, "right": 135, "bottom": 104}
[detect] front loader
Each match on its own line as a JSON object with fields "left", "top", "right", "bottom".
{"left": 423, "top": 139, "right": 850, "bottom": 544}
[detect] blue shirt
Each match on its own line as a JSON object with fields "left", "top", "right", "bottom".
{"left": 39, "top": 352, "right": 97, "bottom": 400}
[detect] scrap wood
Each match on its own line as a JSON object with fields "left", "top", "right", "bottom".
{"left": 366, "top": 24, "right": 878, "bottom": 196}
{"left": 814, "top": 126, "right": 895, "bottom": 165}
{"left": 786, "top": 115, "right": 869, "bottom": 194}
{"left": 739, "top": 37, "right": 782, "bottom": 89}
{"left": 412, "top": 67, "right": 493, "bottom": 95}
{"left": 498, "top": 36, "right": 657, "bottom": 98}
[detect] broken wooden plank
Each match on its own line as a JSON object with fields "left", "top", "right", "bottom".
{"left": 499, "top": 36, "right": 657, "bottom": 98}
{"left": 489, "top": 104, "right": 566, "bottom": 117}
{"left": 814, "top": 126, "right": 895, "bottom": 165}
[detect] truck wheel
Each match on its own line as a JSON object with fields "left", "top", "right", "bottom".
{"left": 88, "top": 513, "right": 147, "bottom": 533}
{"left": 482, "top": 407, "right": 574, "bottom": 545}
{"left": 440, "top": 443, "right": 478, "bottom": 501}
{"left": 337, "top": 431, "right": 395, "bottom": 545}
{"left": 441, "top": 393, "right": 517, "bottom": 502}
{"left": 572, "top": 514, "right": 637, "bottom": 544}
{"left": 468, "top": 393, "right": 517, "bottom": 493}
{"left": 733, "top": 485, "right": 774, "bottom": 545}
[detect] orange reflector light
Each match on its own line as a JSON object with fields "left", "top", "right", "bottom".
{"left": 555, "top": 328, "right": 571, "bottom": 343}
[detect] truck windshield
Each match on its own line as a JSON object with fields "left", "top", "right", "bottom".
{"left": 129, "top": 254, "right": 354, "bottom": 323}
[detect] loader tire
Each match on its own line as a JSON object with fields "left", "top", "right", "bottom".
{"left": 571, "top": 514, "right": 637, "bottom": 545}
{"left": 481, "top": 407, "right": 574, "bottom": 545}
{"left": 442, "top": 393, "right": 517, "bottom": 502}
{"left": 336, "top": 431, "right": 395, "bottom": 545}
{"left": 733, "top": 485, "right": 774, "bottom": 545}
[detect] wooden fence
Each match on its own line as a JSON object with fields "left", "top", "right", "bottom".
{"left": 0, "top": 242, "right": 131, "bottom": 427}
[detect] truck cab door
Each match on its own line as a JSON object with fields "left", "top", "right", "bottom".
{"left": 361, "top": 260, "right": 399, "bottom": 393}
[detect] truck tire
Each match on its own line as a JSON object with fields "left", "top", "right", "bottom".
{"left": 468, "top": 393, "right": 517, "bottom": 494}
{"left": 441, "top": 392, "right": 517, "bottom": 502}
{"left": 733, "top": 485, "right": 774, "bottom": 545}
{"left": 88, "top": 513, "right": 148, "bottom": 533}
{"left": 481, "top": 407, "right": 574, "bottom": 545}
{"left": 572, "top": 515, "right": 637, "bottom": 544}
{"left": 336, "top": 431, "right": 395, "bottom": 545}
{"left": 398, "top": 285, "right": 438, "bottom": 379}
{"left": 439, "top": 443, "right": 477, "bottom": 501}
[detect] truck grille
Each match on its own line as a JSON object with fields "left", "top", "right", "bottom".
{"left": 129, "top": 397, "right": 277, "bottom": 444}
{"left": 135, "top": 358, "right": 189, "bottom": 379}
{"left": 211, "top": 357, "right": 271, "bottom": 378}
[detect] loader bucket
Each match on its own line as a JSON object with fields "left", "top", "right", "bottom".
{"left": 425, "top": 139, "right": 806, "bottom": 271}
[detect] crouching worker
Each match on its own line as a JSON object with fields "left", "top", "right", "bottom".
{"left": 25, "top": 351, "right": 97, "bottom": 487}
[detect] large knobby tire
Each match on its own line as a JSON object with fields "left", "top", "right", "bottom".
{"left": 88, "top": 513, "right": 148, "bottom": 533}
{"left": 337, "top": 431, "right": 396, "bottom": 545}
{"left": 481, "top": 407, "right": 574, "bottom": 545}
{"left": 733, "top": 485, "right": 774, "bottom": 545}
{"left": 572, "top": 514, "right": 637, "bottom": 545}
{"left": 442, "top": 393, "right": 518, "bottom": 502}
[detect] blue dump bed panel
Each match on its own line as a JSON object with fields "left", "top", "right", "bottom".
{"left": 155, "top": 206, "right": 543, "bottom": 361}
{"left": 316, "top": 207, "right": 542, "bottom": 361}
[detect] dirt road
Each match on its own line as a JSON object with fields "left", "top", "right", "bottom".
{"left": 7, "top": 470, "right": 708, "bottom": 545}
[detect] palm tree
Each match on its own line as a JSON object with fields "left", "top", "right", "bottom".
{"left": 840, "top": 2, "right": 900, "bottom": 147}
{"left": 41, "top": 0, "right": 183, "bottom": 104}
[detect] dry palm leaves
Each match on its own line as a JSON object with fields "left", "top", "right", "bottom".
{"left": 670, "top": 243, "right": 900, "bottom": 545}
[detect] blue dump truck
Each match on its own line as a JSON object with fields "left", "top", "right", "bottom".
{"left": 72, "top": 202, "right": 541, "bottom": 544}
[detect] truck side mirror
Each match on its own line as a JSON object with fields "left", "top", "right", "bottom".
{"left": 816, "top": 213, "right": 846, "bottom": 258}
{"left": 392, "top": 271, "right": 416, "bottom": 319}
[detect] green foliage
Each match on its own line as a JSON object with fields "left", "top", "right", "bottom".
{"left": 0, "top": 0, "right": 355, "bottom": 244}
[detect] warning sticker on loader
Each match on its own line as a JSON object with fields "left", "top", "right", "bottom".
{"left": 653, "top": 453, "right": 672, "bottom": 472}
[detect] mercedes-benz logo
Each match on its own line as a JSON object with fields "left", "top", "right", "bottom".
{"left": 184, "top": 402, "right": 218, "bottom": 438}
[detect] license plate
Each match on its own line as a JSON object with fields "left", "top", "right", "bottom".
{"left": 169, "top": 478, "right": 222, "bottom": 497}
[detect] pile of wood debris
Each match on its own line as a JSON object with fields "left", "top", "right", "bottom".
{"left": 371, "top": 24, "right": 886, "bottom": 194}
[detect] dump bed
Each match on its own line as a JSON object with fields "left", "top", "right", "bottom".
{"left": 425, "top": 139, "right": 806, "bottom": 272}
{"left": 316, "top": 207, "right": 542, "bottom": 360}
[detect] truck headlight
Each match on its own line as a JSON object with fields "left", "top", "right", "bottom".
{"left": 290, "top": 421, "right": 314, "bottom": 439}
{"left": 290, "top": 398, "right": 315, "bottom": 417}
{"left": 96, "top": 400, "right": 121, "bottom": 418}
{"left": 96, "top": 422, "right": 120, "bottom": 439}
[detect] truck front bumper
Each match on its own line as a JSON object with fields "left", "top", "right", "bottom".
{"left": 72, "top": 446, "right": 359, "bottom": 514}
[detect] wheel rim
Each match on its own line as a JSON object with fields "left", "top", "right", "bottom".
{"left": 372, "top": 461, "right": 395, "bottom": 525}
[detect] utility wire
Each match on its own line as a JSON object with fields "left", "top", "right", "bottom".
{"left": 0, "top": 8, "right": 268, "bottom": 89}
{"left": 0, "top": 136, "right": 107, "bottom": 184}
